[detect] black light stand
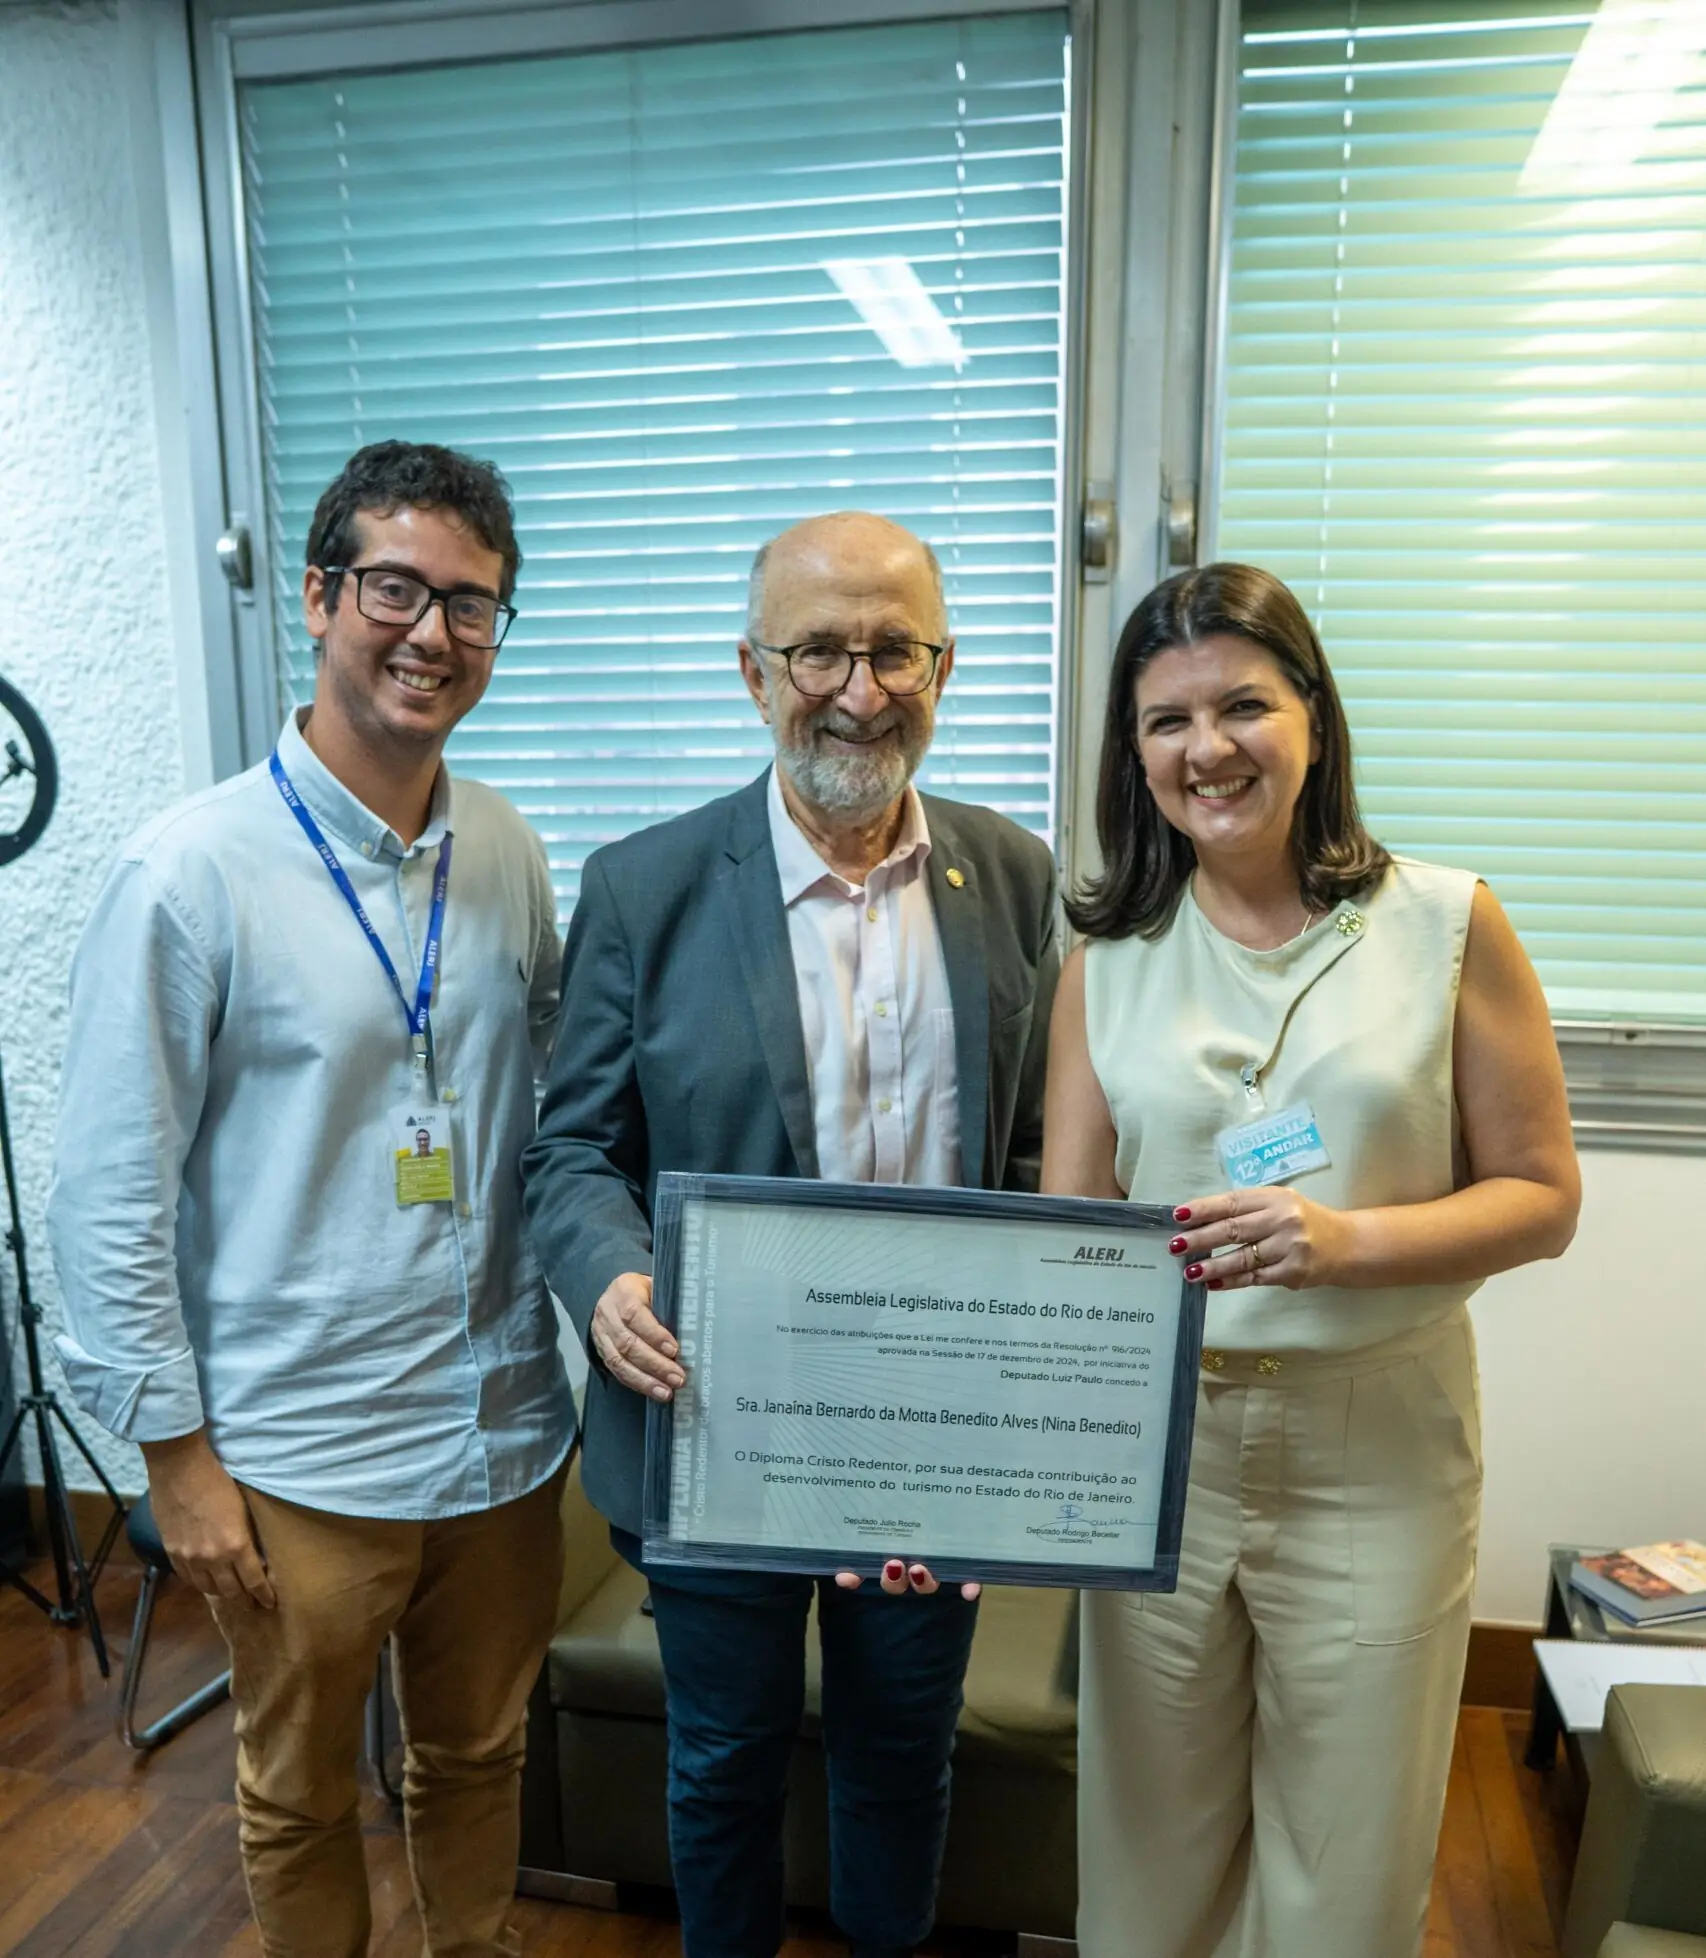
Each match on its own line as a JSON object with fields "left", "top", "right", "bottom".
{"left": 0, "top": 676, "right": 127, "bottom": 1675}
{"left": 0, "top": 1049, "right": 128, "bottom": 1674}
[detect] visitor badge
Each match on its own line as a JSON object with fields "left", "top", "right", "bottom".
{"left": 1215, "top": 1101, "right": 1332, "bottom": 1190}
{"left": 391, "top": 1105, "right": 454, "bottom": 1206}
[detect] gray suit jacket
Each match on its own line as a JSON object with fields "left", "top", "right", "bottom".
{"left": 521, "top": 769, "right": 1060, "bottom": 1536}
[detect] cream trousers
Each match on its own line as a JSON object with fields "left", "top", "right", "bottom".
{"left": 1078, "top": 1313, "right": 1481, "bottom": 1958}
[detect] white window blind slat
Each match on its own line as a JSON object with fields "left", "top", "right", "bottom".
{"left": 1220, "top": 0, "right": 1706, "bottom": 1023}
{"left": 240, "top": 11, "right": 1071, "bottom": 911}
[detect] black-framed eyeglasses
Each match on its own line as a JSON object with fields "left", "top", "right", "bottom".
{"left": 322, "top": 565, "right": 517, "bottom": 650}
{"left": 749, "top": 637, "right": 945, "bottom": 699}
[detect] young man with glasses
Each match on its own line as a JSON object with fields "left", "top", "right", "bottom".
{"left": 49, "top": 441, "right": 574, "bottom": 1958}
{"left": 522, "top": 511, "right": 1059, "bottom": 1958}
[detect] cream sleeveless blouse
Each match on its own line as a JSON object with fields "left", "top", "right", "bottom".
{"left": 1083, "top": 857, "right": 1481, "bottom": 1357}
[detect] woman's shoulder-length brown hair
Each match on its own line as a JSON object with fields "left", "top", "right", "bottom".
{"left": 1066, "top": 562, "right": 1391, "bottom": 942}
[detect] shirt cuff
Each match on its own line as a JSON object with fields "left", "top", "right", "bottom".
{"left": 52, "top": 1335, "right": 205, "bottom": 1442}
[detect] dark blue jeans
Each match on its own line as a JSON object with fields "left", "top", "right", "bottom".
{"left": 615, "top": 1532, "right": 978, "bottom": 1958}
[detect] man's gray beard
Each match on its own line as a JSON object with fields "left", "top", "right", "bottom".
{"left": 773, "top": 714, "right": 928, "bottom": 821}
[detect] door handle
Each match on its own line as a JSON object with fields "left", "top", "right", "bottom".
{"left": 1166, "top": 484, "right": 1197, "bottom": 570}
{"left": 1081, "top": 481, "right": 1116, "bottom": 585}
{"left": 216, "top": 525, "right": 253, "bottom": 592}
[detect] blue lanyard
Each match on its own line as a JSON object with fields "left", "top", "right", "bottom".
{"left": 270, "top": 751, "right": 451, "bottom": 1067}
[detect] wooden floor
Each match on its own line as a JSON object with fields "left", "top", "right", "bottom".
{"left": 0, "top": 1542, "right": 1583, "bottom": 1957}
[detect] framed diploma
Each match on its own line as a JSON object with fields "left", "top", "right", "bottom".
{"left": 642, "top": 1174, "right": 1206, "bottom": 1591}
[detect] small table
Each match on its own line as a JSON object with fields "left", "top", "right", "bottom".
{"left": 1524, "top": 1545, "right": 1706, "bottom": 1780}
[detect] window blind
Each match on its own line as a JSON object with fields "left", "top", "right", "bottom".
{"left": 238, "top": 11, "right": 1071, "bottom": 912}
{"left": 1219, "top": 1, "right": 1706, "bottom": 1022}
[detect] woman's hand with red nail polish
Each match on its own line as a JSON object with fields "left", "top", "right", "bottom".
{"left": 834, "top": 1558, "right": 982, "bottom": 1600}
{"left": 1168, "top": 1187, "right": 1358, "bottom": 1294}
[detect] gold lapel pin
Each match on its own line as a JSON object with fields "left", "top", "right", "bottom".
{"left": 945, "top": 867, "right": 966, "bottom": 889}
{"left": 1337, "top": 906, "right": 1365, "bottom": 937}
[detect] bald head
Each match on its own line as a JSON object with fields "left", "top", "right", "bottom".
{"left": 745, "top": 512, "right": 947, "bottom": 644}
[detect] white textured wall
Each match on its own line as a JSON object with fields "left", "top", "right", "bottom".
{"left": 1, "top": 1, "right": 1701, "bottom": 1627}
{"left": 0, "top": 0, "right": 183, "bottom": 1498}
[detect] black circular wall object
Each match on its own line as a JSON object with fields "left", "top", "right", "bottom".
{"left": 0, "top": 677, "right": 57, "bottom": 867}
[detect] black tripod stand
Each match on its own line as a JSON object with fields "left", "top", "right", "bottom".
{"left": 0, "top": 674, "right": 127, "bottom": 1675}
{"left": 0, "top": 1042, "right": 128, "bottom": 1675}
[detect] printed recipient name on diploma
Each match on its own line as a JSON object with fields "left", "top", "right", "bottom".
{"left": 737, "top": 1394, "right": 1143, "bottom": 1437}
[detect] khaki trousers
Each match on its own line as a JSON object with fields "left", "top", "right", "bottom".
{"left": 1078, "top": 1315, "right": 1481, "bottom": 1958}
{"left": 210, "top": 1461, "right": 567, "bottom": 1958}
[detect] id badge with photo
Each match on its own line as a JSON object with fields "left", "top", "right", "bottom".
{"left": 1215, "top": 1100, "right": 1332, "bottom": 1190}
{"left": 392, "top": 1104, "right": 454, "bottom": 1206}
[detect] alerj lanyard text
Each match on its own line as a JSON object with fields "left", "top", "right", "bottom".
{"left": 269, "top": 751, "right": 450, "bottom": 1070}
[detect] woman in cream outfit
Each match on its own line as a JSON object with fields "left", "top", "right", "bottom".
{"left": 1045, "top": 565, "right": 1579, "bottom": 1958}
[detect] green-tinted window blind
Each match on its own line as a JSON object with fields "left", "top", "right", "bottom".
{"left": 1220, "top": 1, "right": 1706, "bottom": 1022}
{"left": 239, "top": 12, "right": 1070, "bottom": 912}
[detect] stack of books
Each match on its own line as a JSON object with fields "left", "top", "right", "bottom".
{"left": 1570, "top": 1540, "right": 1706, "bottom": 1628}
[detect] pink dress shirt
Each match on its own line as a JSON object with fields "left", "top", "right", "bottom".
{"left": 767, "top": 767, "right": 964, "bottom": 1188}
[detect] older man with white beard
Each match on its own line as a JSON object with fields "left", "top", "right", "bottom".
{"left": 522, "top": 511, "right": 1059, "bottom": 1958}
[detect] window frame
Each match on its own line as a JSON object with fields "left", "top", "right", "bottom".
{"left": 1058, "top": 0, "right": 1227, "bottom": 886}
{"left": 1193, "top": 0, "right": 1706, "bottom": 1153}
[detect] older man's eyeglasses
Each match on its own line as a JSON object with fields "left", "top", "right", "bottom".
{"left": 751, "top": 638, "right": 945, "bottom": 699}
{"left": 323, "top": 565, "right": 517, "bottom": 650}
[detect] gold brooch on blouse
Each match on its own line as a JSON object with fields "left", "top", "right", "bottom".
{"left": 1337, "top": 906, "right": 1365, "bottom": 937}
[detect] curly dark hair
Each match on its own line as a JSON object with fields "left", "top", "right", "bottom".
{"left": 305, "top": 440, "right": 522, "bottom": 603}
{"left": 1066, "top": 562, "right": 1391, "bottom": 941}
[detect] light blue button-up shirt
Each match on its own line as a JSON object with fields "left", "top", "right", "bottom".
{"left": 48, "top": 710, "right": 575, "bottom": 1518}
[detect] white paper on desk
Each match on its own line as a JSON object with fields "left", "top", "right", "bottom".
{"left": 1533, "top": 1640, "right": 1706, "bottom": 1732}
